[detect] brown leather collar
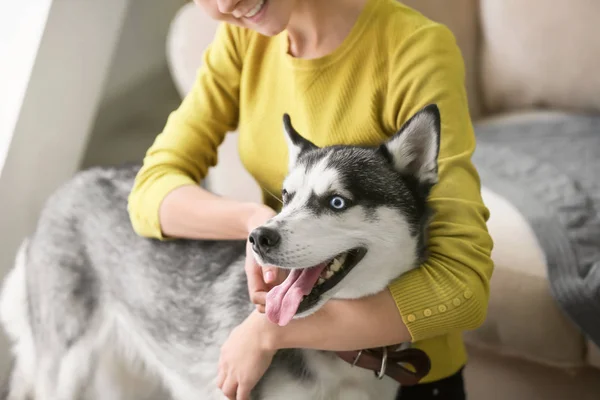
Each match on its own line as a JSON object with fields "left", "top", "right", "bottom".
{"left": 336, "top": 345, "right": 431, "bottom": 386}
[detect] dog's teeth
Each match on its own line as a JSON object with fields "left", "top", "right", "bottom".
{"left": 330, "top": 261, "right": 341, "bottom": 272}
{"left": 337, "top": 253, "right": 347, "bottom": 264}
{"left": 325, "top": 270, "right": 334, "bottom": 279}
{"left": 317, "top": 278, "right": 325, "bottom": 285}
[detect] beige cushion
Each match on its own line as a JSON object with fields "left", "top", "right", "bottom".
{"left": 166, "top": 2, "right": 219, "bottom": 97}
{"left": 464, "top": 186, "right": 587, "bottom": 368}
{"left": 479, "top": 0, "right": 600, "bottom": 114}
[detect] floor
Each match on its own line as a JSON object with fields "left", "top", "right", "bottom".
{"left": 464, "top": 345, "right": 600, "bottom": 400}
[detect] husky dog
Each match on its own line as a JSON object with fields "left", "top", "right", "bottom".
{"left": 0, "top": 104, "right": 441, "bottom": 400}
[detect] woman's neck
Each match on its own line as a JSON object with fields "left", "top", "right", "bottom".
{"left": 286, "top": 0, "right": 369, "bottom": 59}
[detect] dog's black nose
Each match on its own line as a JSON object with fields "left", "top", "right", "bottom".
{"left": 249, "top": 227, "right": 281, "bottom": 253}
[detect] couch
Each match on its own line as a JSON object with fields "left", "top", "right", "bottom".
{"left": 165, "top": 1, "right": 600, "bottom": 398}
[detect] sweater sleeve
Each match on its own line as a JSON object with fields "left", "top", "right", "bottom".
{"left": 127, "top": 23, "right": 245, "bottom": 239}
{"left": 384, "top": 23, "right": 494, "bottom": 342}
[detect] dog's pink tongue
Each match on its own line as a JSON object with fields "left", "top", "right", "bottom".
{"left": 266, "top": 264, "right": 326, "bottom": 326}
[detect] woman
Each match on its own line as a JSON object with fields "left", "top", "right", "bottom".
{"left": 127, "top": 0, "right": 494, "bottom": 399}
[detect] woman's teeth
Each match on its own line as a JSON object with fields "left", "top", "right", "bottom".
{"left": 317, "top": 253, "right": 348, "bottom": 286}
{"left": 244, "top": 0, "right": 265, "bottom": 18}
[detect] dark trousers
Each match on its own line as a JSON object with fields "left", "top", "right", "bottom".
{"left": 396, "top": 367, "right": 466, "bottom": 400}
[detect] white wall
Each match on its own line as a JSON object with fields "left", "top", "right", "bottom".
{"left": 81, "top": 0, "right": 187, "bottom": 169}
{"left": 0, "top": 1, "right": 52, "bottom": 174}
{"left": 0, "top": 0, "right": 190, "bottom": 382}
{"left": 0, "top": 0, "right": 130, "bottom": 379}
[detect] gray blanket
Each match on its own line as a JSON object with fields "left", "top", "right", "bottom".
{"left": 471, "top": 112, "right": 600, "bottom": 348}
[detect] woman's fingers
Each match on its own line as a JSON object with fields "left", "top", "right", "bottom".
{"left": 221, "top": 376, "right": 238, "bottom": 400}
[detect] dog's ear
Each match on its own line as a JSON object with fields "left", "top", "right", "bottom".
{"left": 283, "top": 114, "right": 318, "bottom": 169}
{"left": 380, "top": 104, "right": 441, "bottom": 187}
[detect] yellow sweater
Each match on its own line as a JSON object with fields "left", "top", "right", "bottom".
{"left": 128, "top": 0, "right": 494, "bottom": 383}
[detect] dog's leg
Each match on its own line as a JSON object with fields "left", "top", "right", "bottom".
{"left": 33, "top": 356, "right": 60, "bottom": 400}
{"left": 29, "top": 328, "right": 101, "bottom": 400}
{"left": 89, "top": 344, "right": 168, "bottom": 400}
{"left": 53, "top": 341, "right": 98, "bottom": 400}
{"left": 168, "top": 387, "right": 227, "bottom": 400}
{"left": 151, "top": 367, "right": 227, "bottom": 400}
{"left": 6, "top": 342, "right": 36, "bottom": 400}
{"left": 4, "top": 324, "right": 37, "bottom": 400}
{"left": 5, "top": 363, "right": 30, "bottom": 400}
{"left": 1, "top": 240, "right": 36, "bottom": 400}
{"left": 33, "top": 352, "right": 89, "bottom": 400}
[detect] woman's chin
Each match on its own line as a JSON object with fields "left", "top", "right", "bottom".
{"left": 249, "top": 21, "right": 288, "bottom": 37}
{"left": 245, "top": 10, "right": 290, "bottom": 36}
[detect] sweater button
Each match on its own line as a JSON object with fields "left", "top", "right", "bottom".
{"left": 407, "top": 314, "right": 416, "bottom": 322}
{"left": 423, "top": 309, "right": 432, "bottom": 317}
{"left": 453, "top": 298, "right": 461, "bottom": 306}
{"left": 464, "top": 290, "right": 473, "bottom": 299}
{"left": 438, "top": 305, "right": 447, "bottom": 312}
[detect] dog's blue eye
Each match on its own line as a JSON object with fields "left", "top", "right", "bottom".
{"left": 329, "top": 196, "right": 346, "bottom": 210}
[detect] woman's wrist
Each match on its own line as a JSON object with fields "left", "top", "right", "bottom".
{"left": 249, "top": 310, "right": 282, "bottom": 352}
{"left": 244, "top": 203, "right": 277, "bottom": 234}
{"left": 158, "top": 184, "right": 274, "bottom": 240}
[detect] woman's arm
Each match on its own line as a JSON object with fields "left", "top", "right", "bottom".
{"left": 127, "top": 22, "right": 262, "bottom": 241}
{"left": 261, "top": 289, "right": 411, "bottom": 352}
{"left": 381, "top": 23, "right": 494, "bottom": 343}
{"left": 158, "top": 185, "right": 272, "bottom": 240}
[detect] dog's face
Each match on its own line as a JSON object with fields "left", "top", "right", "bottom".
{"left": 250, "top": 105, "right": 441, "bottom": 326}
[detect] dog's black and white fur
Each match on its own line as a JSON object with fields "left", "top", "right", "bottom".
{"left": 0, "top": 104, "right": 441, "bottom": 400}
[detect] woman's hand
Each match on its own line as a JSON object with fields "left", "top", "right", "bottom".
{"left": 216, "top": 292, "right": 412, "bottom": 400}
{"left": 217, "top": 311, "right": 276, "bottom": 400}
{"left": 245, "top": 206, "right": 287, "bottom": 312}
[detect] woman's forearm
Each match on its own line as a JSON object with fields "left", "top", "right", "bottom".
{"left": 261, "top": 289, "right": 411, "bottom": 352}
{"left": 158, "top": 184, "right": 273, "bottom": 240}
